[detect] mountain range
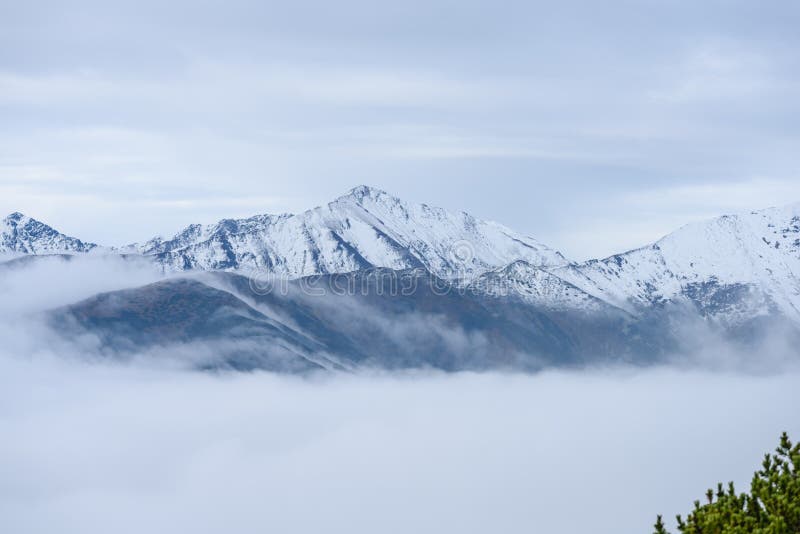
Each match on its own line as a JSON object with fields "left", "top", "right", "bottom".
{"left": 4, "top": 185, "right": 800, "bottom": 372}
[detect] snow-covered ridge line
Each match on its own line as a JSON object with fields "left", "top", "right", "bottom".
{"left": 550, "top": 202, "right": 800, "bottom": 322}
{"left": 117, "top": 185, "right": 569, "bottom": 278}
{"left": 4, "top": 187, "right": 800, "bottom": 326}
{"left": 1, "top": 212, "right": 100, "bottom": 255}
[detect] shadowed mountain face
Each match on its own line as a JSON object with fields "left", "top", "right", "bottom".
{"left": 49, "top": 278, "right": 339, "bottom": 373}
{"left": 47, "top": 269, "right": 745, "bottom": 373}
{"left": 221, "top": 269, "right": 579, "bottom": 371}
{"left": 7, "top": 188, "right": 800, "bottom": 373}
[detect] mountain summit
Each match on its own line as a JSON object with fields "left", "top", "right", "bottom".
{"left": 552, "top": 203, "right": 800, "bottom": 323}
{"left": 1, "top": 212, "right": 98, "bottom": 255}
{"left": 125, "top": 185, "right": 568, "bottom": 277}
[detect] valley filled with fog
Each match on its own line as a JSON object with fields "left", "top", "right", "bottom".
{"left": 1, "top": 254, "right": 799, "bottom": 534}
{"left": 2, "top": 351, "right": 799, "bottom": 534}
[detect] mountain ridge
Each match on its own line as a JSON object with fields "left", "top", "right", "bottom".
{"left": 1, "top": 212, "right": 99, "bottom": 255}
{"left": 5, "top": 187, "right": 800, "bottom": 331}
{"left": 551, "top": 203, "right": 800, "bottom": 324}
{"left": 116, "top": 185, "right": 568, "bottom": 277}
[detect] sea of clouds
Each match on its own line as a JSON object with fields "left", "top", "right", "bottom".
{"left": 1, "top": 255, "right": 799, "bottom": 534}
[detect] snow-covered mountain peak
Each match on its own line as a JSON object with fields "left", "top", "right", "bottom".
{"left": 652, "top": 203, "right": 800, "bottom": 275}
{"left": 4, "top": 211, "right": 26, "bottom": 224}
{"left": 130, "top": 186, "right": 569, "bottom": 277}
{"left": 1, "top": 212, "right": 98, "bottom": 255}
{"left": 341, "top": 184, "right": 390, "bottom": 202}
{"left": 331, "top": 184, "right": 437, "bottom": 221}
{"left": 551, "top": 201, "right": 800, "bottom": 322}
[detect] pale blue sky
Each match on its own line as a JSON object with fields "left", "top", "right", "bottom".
{"left": 1, "top": 0, "right": 799, "bottom": 259}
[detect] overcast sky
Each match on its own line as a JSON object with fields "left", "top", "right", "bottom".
{"left": 1, "top": 0, "right": 799, "bottom": 260}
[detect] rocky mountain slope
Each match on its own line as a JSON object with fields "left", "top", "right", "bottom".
{"left": 1, "top": 212, "right": 98, "bottom": 255}
{"left": 123, "top": 185, "right": 568, "bottom": 277}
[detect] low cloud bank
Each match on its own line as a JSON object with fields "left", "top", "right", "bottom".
{"left": 0, "top": 357, "right": 798, "bottom": 534}
{"left": 1, "top": 255, "right": 799, "bottom": 533}
{"left": 0, "top": 254, "right": 164, "bottom": 317}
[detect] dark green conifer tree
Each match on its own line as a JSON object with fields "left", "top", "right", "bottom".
{"left": 653, "top": 432, "right": 800, "bottom": 534}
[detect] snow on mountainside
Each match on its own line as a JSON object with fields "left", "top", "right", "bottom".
{"left": 5, "top": 188, "right": 800, "bottom": 327}
{"left": 126, "top": 185, "right": 568, "bottom": 278}
{"left": 552, "top": 203, "right": 800, "bottom": 323}
{"left": 468, "top": 260, "right": 621, "bottom": 313}
{"left": 0, "top": 212, "right": 98, "bottom": 255}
